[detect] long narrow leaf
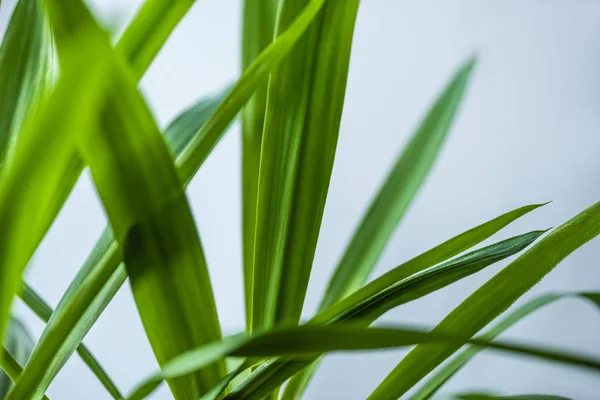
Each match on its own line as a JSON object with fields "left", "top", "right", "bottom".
{"left": 17, "top": 0, "right": 334, "bottom": 395}
{"left": 0, "top": 318, "right": 34, "bottom": 398}
{"left": 0, "top": 348, "right": 49, "bottom": 400}
{"left": 18, "top": 283, "right": 122, "bottom": 399}
{"left": 241, "top": 0, "right": 279, "bottom": 330}
{"left": 251, "top": 0, "right": 361, "bottom": 332}
{"left": 0, "top": 0, "right": 53, "bottom": 167}
{"left": 412, "top": 292, "right": 600, "bottom": 400}
{"left": 116, "top": 0, "right": 198, "bottom": 81}
{"left": 320, "top": 57, "right": 476, "bottom": 311}
{"left": 369, "top": 201, "right": 600, "bottom": 399}
{"left": 228, "top": 229, "right": 544, "bottom": 399}
{"left": 0, "top": 31, "right": 108, "bottom": 349}
{"left": 45, "top": 4, "right": 226, "bottom": 397}
{"left": 127, "top": 324, "right": 600, "bottom": 400}
{"left": 12, "top": 0, "right": 220, "bottom": 396}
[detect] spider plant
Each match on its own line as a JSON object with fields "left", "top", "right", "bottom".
{"left": 0, "top": 0, "right": 598, "bottom": 399}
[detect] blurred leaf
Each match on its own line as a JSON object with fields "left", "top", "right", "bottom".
{"left": 17, "top": 0, "right": 334, "bottom": 395}
{"left": 0, "top": 348, "right": 50, "bottom": 400}
{"left": 228, "top": 229, "right": 545, "bottom": 399}
{"left": 0, "top": 318, "right": 34, "bottom": 398}
{"left": 11, "top": 0, "right": 221, "bottom": 397}
{"left": 412, "top": 292, "right": 600, "bottom": 400}
{"left": 127, "top": 324, "right": 600, "bottom": 400}
{"left": 0, "top": 30, "right": 108, "bottom": 353}
{"left": 116, "top": 0, "right": 198, "bottom": 81}
{"left": 0, "top": 0, "right": 54, "bottom": 168}
{"left": 251, "top": 0, "right": 361, "bottom": 332}
{"left": 241, "top": 0, "right": 279, "bottom": 330}
{"left": 40, "top": 3, "right": 227, "bottom": 397}
{"left": 18, "top": 283, "right": 122, "bottom": 399}
{"left": 369, "top": 201, "right": 600, "bottom": 400}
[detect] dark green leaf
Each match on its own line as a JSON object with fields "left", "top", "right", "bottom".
{"left": 369, "top": 201, "right": 600, "bottom": 400}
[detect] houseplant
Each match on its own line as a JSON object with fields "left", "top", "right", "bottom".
{"left": 0, "top": 0, "right": 598, "bottom": 399}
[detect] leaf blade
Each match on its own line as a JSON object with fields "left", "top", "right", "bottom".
{"left": 369, "top": 201, "right": 600, "bottom": 399}
{"left": 412, "top": 292, "right": 600, "bottom": 400}
{"left": 127, "top": 324, "right": 600, "bottom": 400}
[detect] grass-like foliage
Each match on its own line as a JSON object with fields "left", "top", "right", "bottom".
{"left": 0, "top": 1, "right": 598, "bottom": 399}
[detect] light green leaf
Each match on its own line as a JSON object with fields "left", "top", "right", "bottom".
{"left": 0, "top": 348, "right": 49, "bottom": 400}
{"left": 412, "top": 292, "right": 600, "bottom": 400}
{"left": 369, "top": 201, "right": 600, "bottom": 400}
{"left": 0, "top": 30, "right": 108, "bottom": 351}
{"left": 0, "top": 0, "right": 54, "bottom": 168}
{"left": 241, "top": 0, "right": 279, "bottom": 330}
{"left": 229, "top": 229, "right": 545, "bottom": 399}
{"left": 116, "top": 0, "right": 197, "bottom": 81}
{"left": 16, "top": 0, "right": 334, "bottom": 395}
{"left": 18, "top": 283, "right": 122, "bottom": 399}
{"left": 45, "top": 4, "right": 226, "bottom": 397}
{"left": 127, "top": 324, "right": 600, "bottom": 400}
{"left": 320, "top": 57, "right": 476, "bottom": 311}
{"left": 11, "top": 0, "right": 219, "bottom": 396}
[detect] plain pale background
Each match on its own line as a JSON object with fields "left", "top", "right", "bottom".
{"left": 1, "top": 0, "right": 600, "bottom": 398}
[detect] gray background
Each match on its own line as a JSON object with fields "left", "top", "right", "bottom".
{"left": 2, "top": 0, "right": 600, "bottom": 398}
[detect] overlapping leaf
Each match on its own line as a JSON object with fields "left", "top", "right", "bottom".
{"left": 0, "top": 0, "right": 53, "bottom": 168}
{"left": 16, "top": 0, "right": 335, "bottom": 396}
{"left": 126, "top": 324, "right": 600, "bottom": 400}
{"left": 229, "top": 225, "right": 546, "bottom": 399}
{"left": 241, "top": 0, "right": 279, "bottom": 329}
{"left": 0, "top": 29, "right": 108, "bottom": 350}
{"left": 369, "top": 201, "right": 600, "bottom": 399}
{"left": 412, "top": 292, "right": 600, "bottom": 400}
{"left": 251, "top": 0, "right": 361, "bottom": 331}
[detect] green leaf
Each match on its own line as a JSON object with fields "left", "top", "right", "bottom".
{"left": 15, "top": 0, "right": 334, "bottom": 395}
{"left": 126, "top": 324, "right": 600, "bottom": 400}
{"left": 0, "top": 30, "right": 108, "bottom": 352}
{"left": 0, "top": 0, "right": 54, "bottom": 168}
{"left": 454, "top": 394, "right": 573, "bottom": 400}
{"left": 369, "top": 201, "right": 600, "bottom": 400}
{"left": 282, "top": 203, "right": 547, "bottom": 398}
{"left": 320, "top": 57, "right": 476, "bottom": 311}
{"left": 241, "top": 0, "right": 279, "bottom": 330}
{"left": 0, "top": 348, "right": 50, "bottom": 400}
{"left": 18, "top": 283, "right": 122, "bottom": 399}
{"left": 44, "top": 4, "right": 226, "bottom": 397}
{"left": 251, "top": 0, "right": 361, "bottom": 331}
{"left": 11, "top": 0, "right": 221, "bottom": 397}
{"left": 228, "top": 229, "right": 545, "bottom": 399}
{"left": 0, "top": 318, "right": 34, "bottom": 398}
{"left": 115, "top": 0, "right": 198, "bottom": 81}
{"left": 412, "top": 292, "right": 600, "bottom": 400}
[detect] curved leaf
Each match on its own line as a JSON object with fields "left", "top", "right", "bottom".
{"left": 412, "top": 292, "right": 600, "bottom": 400}
{"left": 369, "top": 201, "right": 600, "bottom": 400}
{"left": 127, "top": 324, "right": 600, "bottom": 400}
